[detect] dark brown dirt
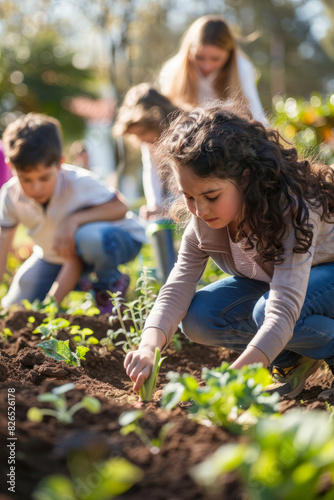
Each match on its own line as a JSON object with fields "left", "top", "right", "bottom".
{"left": 0, "top": 309, "right": 333, "bottom": 500}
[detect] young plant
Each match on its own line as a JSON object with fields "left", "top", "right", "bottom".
{"left": 69, "top": 325, "right": 99, "bottom": 345}
{"left": 22, "top": 296, "right": 59, "bottom": 317}
{"left": 32, "top": 456, "right": 143, "bottom": 500}
{"left": 119, "top": 409, "right": 173, "bottom": 455}
{"left": 139, "top": 347, "right": 166, "bottom": 402}
{"left": 191, "top": 409, "right": 334, "bottom": 500}
{"left": 106, "top": 268, "right": 157, "bottom": 352}
{"left": 0, "top": 327, "right": 13, "bottom": 342}
{"left": 37, "top": 339, "right": 89, "bottom": 367}
{"left": 27, "top": 382, "right": 101, "bottom": 424}
{"left": 32, "top": 317, "right": 71, "bottom": 340}
{"left": 161, "top": 362, "right": 279, "bottom": 431}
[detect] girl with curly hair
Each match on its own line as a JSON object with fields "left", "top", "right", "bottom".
{"left": 125, "top": 100, "right": 334, "bottom": 399}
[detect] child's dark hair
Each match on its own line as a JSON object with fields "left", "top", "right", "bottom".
{"left": 2, "top": 113, "right": 62, "bottom": 171}
{"left": 156, "top": 100, "right": 334, "bottom": 263}
{"left": 114, "top": 83, "right": 179, "bottom": 136}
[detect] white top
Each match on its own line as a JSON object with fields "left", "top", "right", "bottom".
{"left": 141, "top": 144, "right": 163, "bottom": 209}
{"left": 0, "top": 163, "right": 146, "bottom": 264}
{"left": 160, "top": 52, "right": 266, "bottom": 122}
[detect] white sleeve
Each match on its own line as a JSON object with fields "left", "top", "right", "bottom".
{"left": 237, "top": 55, "right": 267, "bottom": 124}
{"left": 141, "top": 145, "right": 163, "bottom": 209}
{"left": 0, "top": 183, "right": 19, "bottom": 228}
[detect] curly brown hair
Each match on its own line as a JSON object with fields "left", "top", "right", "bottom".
{"left": 156, "top": 100, "right": 334, "bottom": 263}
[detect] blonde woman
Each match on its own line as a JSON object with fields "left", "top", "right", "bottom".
{"left": 160, "top": 15, "right": 266, "bottom": 121}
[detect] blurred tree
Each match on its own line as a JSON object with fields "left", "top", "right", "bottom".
{"left": 0, "top": 2, "right": 100, "bottom": 141}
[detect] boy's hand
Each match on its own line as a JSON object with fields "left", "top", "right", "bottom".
{"left": 53, "top": 218, "right": 78, "bottom": 258}
{"left": 124, "top": 346, "right": 156, "bottom": 393}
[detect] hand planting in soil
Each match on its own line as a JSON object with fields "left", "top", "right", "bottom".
{"left": 119, "top": 409, "right": 173, "bottom": 455}
{"left": 161, "top": 362, "right": 280, "bottom": 431}
{"left": 32, "top": 456, "right": 143, "bottom": 500}
{"left": 27, "top": 382, "right": 101, "bottom": 424}
{"left": 139, "top": 347, "right": 166, "bottom": 402}
{"left": 37, "top": 338, "right": 89, "bottom": 366}
{"left": 191, "top": 409, "right": 334, "bottom": 499}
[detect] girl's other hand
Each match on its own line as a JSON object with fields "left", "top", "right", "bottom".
{"left": 124, "top": 346, "right": 156, "bottom": 393}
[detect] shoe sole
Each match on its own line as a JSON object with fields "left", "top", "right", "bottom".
{"left": 287, "top": 359, "right": 324, "bottom": 399}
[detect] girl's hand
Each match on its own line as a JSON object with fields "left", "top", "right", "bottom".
{"left": 124, "top": 346, "right": 156, "bottom": 393}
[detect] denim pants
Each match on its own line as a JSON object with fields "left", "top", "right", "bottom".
{"left": 2, "top": 222, "right": 142, "bottom": 307}
{"left": 181, "top": 262, "right": 334, "bottom": 369}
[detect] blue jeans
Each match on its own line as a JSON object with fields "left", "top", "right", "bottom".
{"left": 181, "top": 262, "right": 334, "bottom": 369}
{"left": 2, "top": 223, "right": 142, "bottom": 307}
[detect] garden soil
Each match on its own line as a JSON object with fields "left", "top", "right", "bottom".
{"left": 0, "top": 309, "right": 333, "bottom": 500}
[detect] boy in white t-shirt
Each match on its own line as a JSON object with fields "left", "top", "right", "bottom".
{"left": 0, "top": 113, "right": 146, "bottom": 312}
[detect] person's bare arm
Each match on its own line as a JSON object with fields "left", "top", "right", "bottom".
{"left": 0, "top": 227, "right": 17, "bottom": 283}
{"left": 47, "top": 256, "right": 83, "bottom": 305}
{"left": 53, "top": 195, "right": 128, "bottom": 259}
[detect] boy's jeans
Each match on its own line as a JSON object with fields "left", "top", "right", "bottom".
{"left": 2, "top": 223, "right": 142, "bottom": 308}
{"left": 181, "top": 261, "right": 334, "bottom": 369}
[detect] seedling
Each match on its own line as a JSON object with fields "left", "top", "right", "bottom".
{"left": 27, "top": 382, "right": 101, "bottom": 424}
{"left": 191, "top": 409, "right": 334, "bottom": 500}
{"left": 106, "top": 268, "right": 157, "bottom": 352}
{"left": 139, "top": 347, "right": 166, "bottom": 402}
{"left": 37, "top": 339, "right": 89, "bottom": 367}
{"left": 32, "top": 317, "right": 71, "bottom": 340}
{"left": 119, "top": 410, "right": 173, "bottom": 455}
{"left": 69, "top": 325, "right": 99, "bottom": 345}
{"left": 161, "top": 362, "right": 279, "bottom": 431}
{"left": 22, "top": 296, "right": 58, "bottom": 317}
{"left": 0, "top": 327, "right": 13, "bottom": 342}
{"left": 32, "top": 456, "right": 142, "bottom": 500}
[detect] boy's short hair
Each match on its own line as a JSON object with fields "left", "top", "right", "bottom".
{"left": 2, "top": 113, "right": 63, "bottom": 171}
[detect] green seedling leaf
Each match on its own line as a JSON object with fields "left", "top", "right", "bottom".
{"left": 80, "top": 396, "right": 101, "bottom": 413}
{"left": 37, "top": 339, "right": 77, "bottom": 366}
{"left": 119, "top": 410, "right": 144, "bottom": 427}
{"left": 27, "top": 407, "right": 44, "bottom": 423}
{"left": 75, "top": 345, "right": 89, "bottom": 362}
{"left": 139, "top": 347, "right": 166, "bottom": 402}
{"left": 87, "top": 336, "right": 99, "bottom": 344}
{"left": 52, "top": 383, "right": 76, "bottom": 395}
{"left": 27, "top": 316, "right": 36, "bottom": 323}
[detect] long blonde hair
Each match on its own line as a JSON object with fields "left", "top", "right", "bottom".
{"left": 161, "top": 15, "right": 247, "bottom": 109}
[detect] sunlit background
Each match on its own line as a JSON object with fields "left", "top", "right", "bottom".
{"left": 1, "top": 0, "right": 334, "bottom": 200}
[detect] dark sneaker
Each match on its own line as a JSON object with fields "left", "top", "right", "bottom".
{"left": 265, "top": 357, "right": 323, "bottom": 399}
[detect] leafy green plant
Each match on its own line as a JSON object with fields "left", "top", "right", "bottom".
{"left": 161, "top": 362, "right": 279, "bottom": 431}
{"left": 22, "top": 296, "right": 59, "bottom": 316}
{"left": 69, "top": 325, "right": 99, "bottom": 345}
{"left": 27, "top": 382, "right": 101, "bottom": 424}
{"left": 139, "top": 347, "right": 166, "bottom": 402}
{"left": 191, "top": 409, "right": 334, "bottom": 500}
{"left": 37, "top": 339, "right": 89, "bottom": 367}
{"left": 106, "top": 268, "right": 157, "bottom": 352}
{"left": 119, "top": 409, "right": 173, "bottom": 455}
{"left": 61, "top": 290, "right": 100, "bottom": 316}
{"left": 32, "top": 456, "right": 143, "bottom": 500}
{"left": 0, "top": 327, "right": 13, "bottom": 342}
{"left": 33, "top": 317, "right": 71, "bottom": 340}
